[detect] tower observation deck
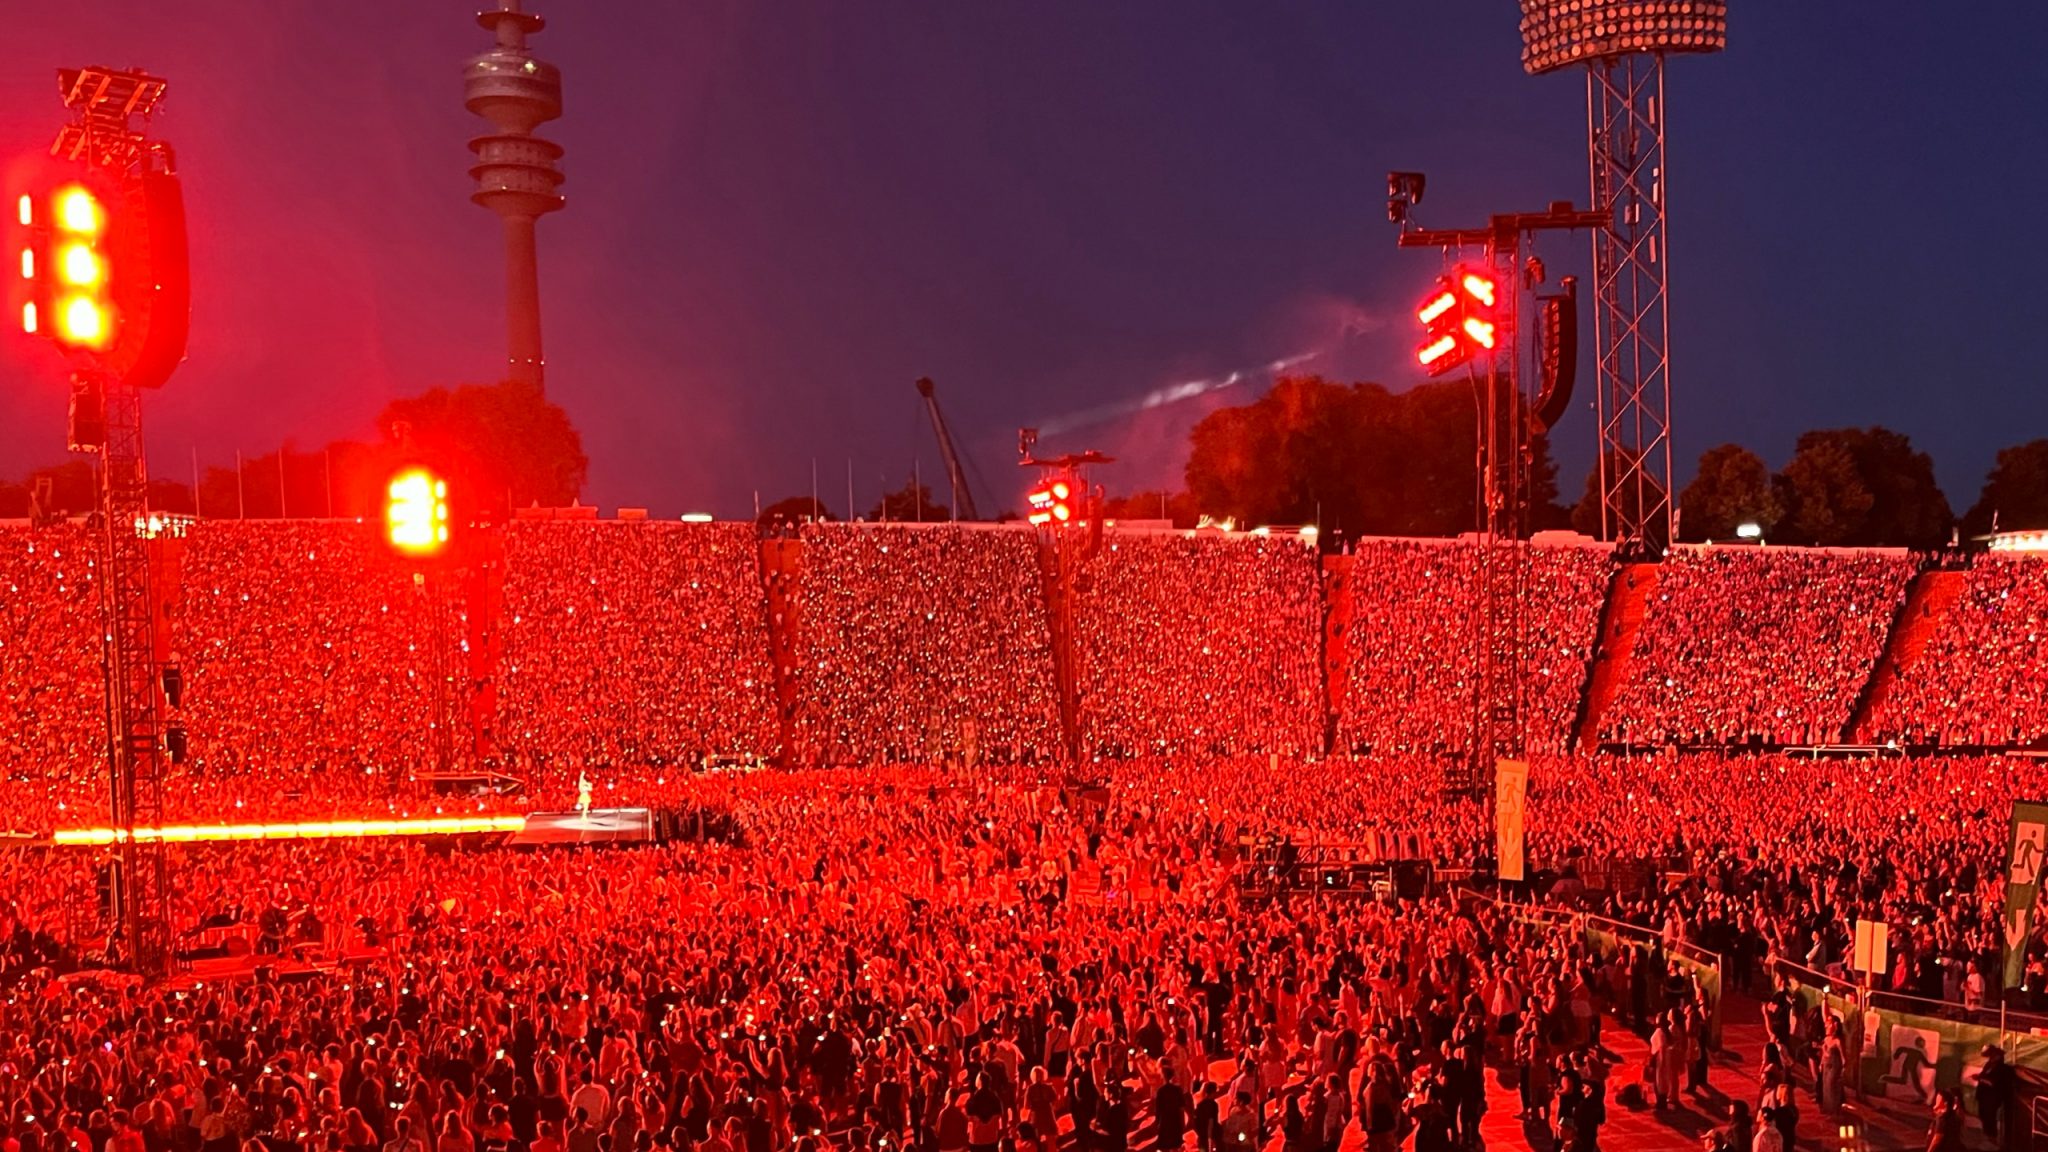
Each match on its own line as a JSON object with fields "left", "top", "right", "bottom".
{"left": 465, "top": 0, "right": 565, "bottom": 392}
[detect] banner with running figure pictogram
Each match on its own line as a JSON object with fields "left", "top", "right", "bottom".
{"left": 1496, "top": 758, "right": 1529, "bottom": 883}
{"left": 2002, "top": 799, "right": 2048, "bottom": 988}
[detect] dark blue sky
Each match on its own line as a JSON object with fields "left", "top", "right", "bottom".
{"left": 2, "top": 2, "right": 2042, "bottom": 518}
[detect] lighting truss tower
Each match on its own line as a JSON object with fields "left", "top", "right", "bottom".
{"left": 1019, "top": 436, "right": 1112, "bottom": 781}
{"left": 53, "top": 66, "right": 179, "bottom": 975}
{"left": 466, "top": 0, "right": 565, "bottom": 392}
{"left": 1520, "top": 1, "right": 1726, "bottom": 551}
{"left": 1399, "top": 205, "right": 1607, "bottom": 790}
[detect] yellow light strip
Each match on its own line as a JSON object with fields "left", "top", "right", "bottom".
{"left": 52, "top": 815, "right": 528, "bottom": 846}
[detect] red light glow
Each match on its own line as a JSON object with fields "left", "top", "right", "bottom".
{"left": 1417, "top": 291, "right": 1457, "bottom": 325}
{"left": 1418, "top": 334, "right": 1459, "bottom": 366}
{"left": 54, "top": 185, "right": 101, "bottom": 235}
{"left": 57, "top": 295, "right": 108, "bottom": 347}
{"left": 53, "top": 815, "right": 528, "bottom": 846}
{"left": 386, "top": 468, "right": 450, "bottom": 556}
{"left": 1462, "top": 317, "right": 1497, "bottom": 350}
{"left": 1461, "top": 272, "right": 1497, "bottom": 307}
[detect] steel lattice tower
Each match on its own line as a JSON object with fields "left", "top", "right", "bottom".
{"left": 1521, "top": 2, "right": 1726, "bottom": 551}
{"left": 52, "top": 66, "right": 180, "bottom": 975}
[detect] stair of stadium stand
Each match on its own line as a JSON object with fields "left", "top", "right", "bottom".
{"left": 1575, "top": 562, "right": 1659, "bottom": 750}
{"left": 759, "top": 539, "right": 807, "bottom": 762}
{"left": 1321, "top": 554, "right": 1355, "bottom": 745}
{"left": 1848, "top": 568, "right": 1970, "bottom": 743}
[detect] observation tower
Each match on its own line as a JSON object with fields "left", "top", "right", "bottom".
{"left": 465, "top": 0, "right": 565, "bottom": 393}
{"left": 1520, "top": 1, "right": 1726, "bottom": 550}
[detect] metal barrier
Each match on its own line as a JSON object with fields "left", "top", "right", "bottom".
{"left": 1465, "top": 887, "right": 1726, "bottom": 1045}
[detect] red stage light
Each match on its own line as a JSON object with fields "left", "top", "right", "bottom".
{"left": 1462, "top": 317, "right": 1497, "bottom": 350}
{"left": 386, "top": 467, "right": 451, "bottom": 556}
{"left": 55, "top": 185, "right": 102, "bottom": 235}
{"left": 1418, "top": 334, "right": 1460, "bottom": 368}
{"left": 1460, "top": 272, "right": 1497, "bottom": 308}
{"left": 29, "top": 184, "right": 116, "bottom": 352}
{"left": 1417, "top": 291, "right": 1457, "bottom": 325}
{"left": 57, "top": 295, "right": 108, "bottom": 347}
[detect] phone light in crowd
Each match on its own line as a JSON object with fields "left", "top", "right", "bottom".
{"left": 385, "top": 467, "right": 450, "bottom": 556}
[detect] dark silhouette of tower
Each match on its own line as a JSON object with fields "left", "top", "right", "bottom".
{"left": 465, "top": 0, "right": 564, "bottom": 392}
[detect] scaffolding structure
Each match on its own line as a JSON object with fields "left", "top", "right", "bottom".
{"left": 52, "top": 67, "right": 182, "bottom": 975}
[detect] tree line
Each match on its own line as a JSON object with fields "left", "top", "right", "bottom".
{"left": 8, "top": 369, "right": 2040, "bottom": 551}
{"left": 0, "top": 381, "right": 587, "bottom": 522}
{"left": 1102, "top": 374, "right": 2043, "bottom": 548}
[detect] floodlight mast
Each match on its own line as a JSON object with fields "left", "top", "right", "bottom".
{"left": 1520, "top": 0, "right": 1728, "bottom": 553}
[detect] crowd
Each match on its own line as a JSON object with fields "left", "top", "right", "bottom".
{"left": 793, "top": 526, "right": 1061, "bottom": 766}
{"left": 1074, "top": 534, "right": 1323, "bottom": 759}
{"left": 2, "top": 732, "right": 2043, "bottom": 1152}
{"left": 176, "top": 523, "right": 443, "bottom": 779}
{"left": 1336, "top": 542, "right": 1607, "bottom": 759}
{"left": 1867, "top": 556, "right": 2048, "bottom": 748}
{"left": 0, "top": 524, "right": 104, "bottom": 802}
{"left": 0, "top": 761, "right": 1712, "bottom": 1152}
{"left": 11, "top": 515, "right": 2048, "bottom": 1152}
{"left": 1599, "top": 549, "right": 1915, "bottom": 748}
{"left": 497, "top": 523, "right": 779, "bottom": 769}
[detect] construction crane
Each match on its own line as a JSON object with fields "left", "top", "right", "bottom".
{"left": 915, "top": 377, "right": 981, "bottom": 521}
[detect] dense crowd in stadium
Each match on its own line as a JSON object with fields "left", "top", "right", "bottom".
{"left": 4, "top": 516, "right": 2048, "bottom": 1152}
{"left": 1598, "top": 549, "right": 1916, "bottom": 749}
{"left": 1076, "top": 535, "right": 1322, "bottom": 758}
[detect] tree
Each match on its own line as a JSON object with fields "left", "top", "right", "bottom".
{"left": 1777, "top": 433, "right": 1872, "bottom": 546}
{"left": 1678, "top": 444, "right": 1782, "bottom": 542}
{"left": 1101, "top": 490, "right": 1199, "bottom": 529}
{"left": 377, "top": 381, "right": 588, "bottom": 513}
{"left": 1774, "top": 427, "right": 1950, "bottom": 548}
{"left": 867, "top": 480, "right": 948, "bottom": 523}
{"left": 145, "top": 479, "right": 194, "bottom": 516}
{"left": 1839, "top": 426, "right": 1950, "bottom": 549}
{"left": 758, "top": 496, "right": 836, "bottom": 527}
{"left": 1182, "top": 375, "right": 1561, "bottom": 539}
{"left": 1570, "top": 449, "right": 1669, "bottom": 548}
{"left": 25, "top": 461, "right": 98, "bottom": 518}
{"left": 1965, "top": 439, "right": 2048, "bottom": 536}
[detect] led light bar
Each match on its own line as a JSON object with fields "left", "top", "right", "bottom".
{"left": 52, "top": 814, "right": 528, "bottom": 846}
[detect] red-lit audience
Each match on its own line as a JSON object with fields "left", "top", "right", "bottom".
{"left": 1337, "top": 542, "right": 1607, "bottom": 758}
{"left": 0, "top": 524, "right": 106, "bottom": 800}
{"left": 1075, "top": 534, "right": 1323, "bottom": 758}
{"left": 497, "top": 523, "right": 780, "bottom": 768}
{"left": 1866, "top": 556, "right": 2048, "bottom": 747}
{"left": 0, "top": 764, "right": 1672, "bottom": 1152}
{"left": 793, "top": 526, "right": 1061, "bottom": 766}
{"left": 178, "top": 521, "right": 442, "bottom": 776}
{"left": 1599, "top": 548, "right": 1914, "bottom": 747}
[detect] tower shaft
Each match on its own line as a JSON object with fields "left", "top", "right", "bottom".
{"left": 503, "top": 215, "right": 542, "bottom": 388}
{"left": 465, "top": 0, "right": 564, "bottom": 393}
